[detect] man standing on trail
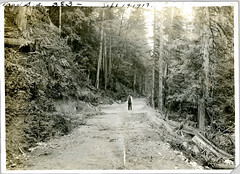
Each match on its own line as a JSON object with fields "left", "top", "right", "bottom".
{"left": 127, "top": 95, "right": 133, "bottom": 110}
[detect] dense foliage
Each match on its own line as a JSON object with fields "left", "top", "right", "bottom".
{"left": 5, "top": 6, "right": 151, "bottom": 167}
{"left": 152, "top": 6, "right": 234, "bottom": 154}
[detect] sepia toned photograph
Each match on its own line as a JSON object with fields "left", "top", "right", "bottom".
{"left": 1, "top": 1, "right": 238, "bottom": 172}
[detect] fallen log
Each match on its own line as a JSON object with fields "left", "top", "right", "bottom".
{"left": 192, "top": 132, "right": 233, "bottom": 160}
{"left": 153, "top": 115, "right": 199, "bottom": 137}
{"left": 4, "top": 38, "right": 32, "bottom": 46}
{"left": 155, "top": 117, "right": 175, "bottom": 134}
{"left": 5, "top": 37, "right": 40, "bottom": 52}
{"left": 168, "top": 119, "right": 199, "bottom": 136}
{"left": 181, "top": 129, "right": 196, "bottom": 136}
{"left": 213, "top": 163, "right": 235, "bottom": 169}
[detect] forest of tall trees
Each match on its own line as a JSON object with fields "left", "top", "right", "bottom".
{"left": 4, "top": 4, "right": 235, "bottom": 169}
{"left": 151, "top": 6, "right": 234, "bottom": 133}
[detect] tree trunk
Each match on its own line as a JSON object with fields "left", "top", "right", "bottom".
{"left": 198, "top": 7, "right": 210, "bottom": 131}
{"left": 203, "top": 7, "right": 210, "bottom": 98}
{"left": 151, "top": 67, "right": 155, "bottom": 108}
{"left": 151, "top": 7, "right": 157, "bottom": 108}
{"left": 139, "top": 75, "right": 142, "bottom": 94}
{"left": 16, "top": 7, "right": 27, "bottom": 32}
{"left": 104, "top": 33, "right": 108, "bottom": 90}
{"left": 96, "top": 9, "right": 104, "bottom": 90}
{"left": 102, "top": 32, "right": 105, "bottom": 71}
{"left": 59, "top": 7, "right": 61, "bottom": 32}
{"left": 158, "top": 19, "right": 164, "bottom": 112}
{"left": 198, "top": 98, "right": 205, "bottom": 130}
{"left": 109, "top": 35, "right": 112, "bottom": 77}
{"left": 142, "top": 74, "right": 145, "bottom": 94}
{"left": 119, "top": 10, "right": 125, "bottom": 36}
{"left": 164, "top": 63, "right": 168, "bottom": 78}
{"left": 133, "top": 70, "right": 136, "bottom": 93}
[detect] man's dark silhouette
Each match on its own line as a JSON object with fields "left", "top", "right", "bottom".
{"left": 127, "top": 95, "right": 133, "bottom": 110}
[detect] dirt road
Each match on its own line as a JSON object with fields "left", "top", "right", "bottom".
{"left": 24, "top": 98, "right": 196, "bottom": 170}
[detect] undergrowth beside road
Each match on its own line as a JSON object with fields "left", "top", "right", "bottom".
{"left": 155, "top": 116, "right": 234, "bottom": 169}
{"left": 4, "top": 7, "right": 133, "bottom": 169}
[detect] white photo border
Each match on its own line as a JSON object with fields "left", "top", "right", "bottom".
{"left": 0, "top": 1, "right": 239, "bottom": 174}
